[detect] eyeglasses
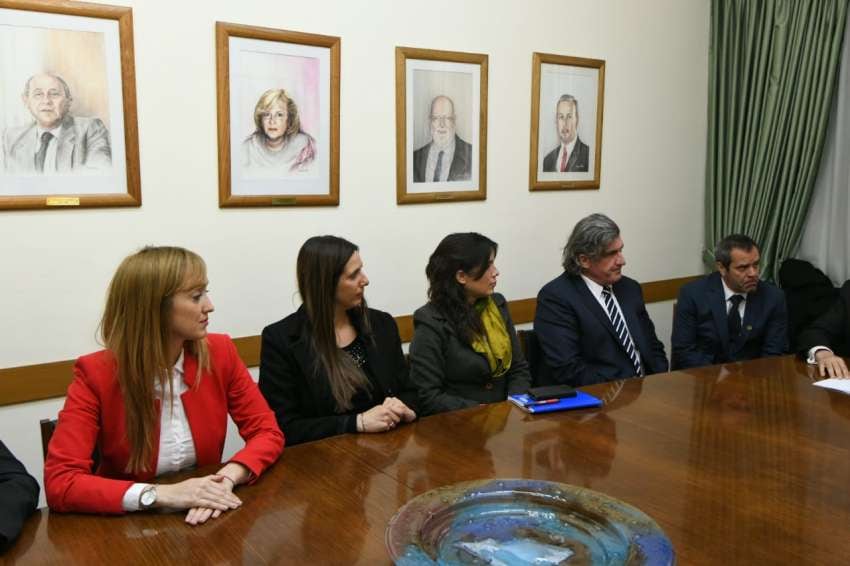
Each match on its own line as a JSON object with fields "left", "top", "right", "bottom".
{"left": 430, "top": 115, "right": 456, "bottom": 125}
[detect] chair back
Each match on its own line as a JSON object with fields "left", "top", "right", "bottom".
{"left": 39, "top": 418, "right": 57, "bottom": 461}
{"left": 40, "top": 417, "right": 101, "bottom": 470}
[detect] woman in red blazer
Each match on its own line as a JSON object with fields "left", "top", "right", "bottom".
{"left": 44, "top": 246, "right": 284, "bottom": 524}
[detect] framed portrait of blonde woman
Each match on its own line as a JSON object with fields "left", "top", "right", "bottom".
{"left": 0, "top": 0, "right": 140, "bottom": 211}
{"left": 529, "top": 52, "right": 605, "bottom": 191}
{"left": 216, "top": 22, "right": 339, "bottom": 207}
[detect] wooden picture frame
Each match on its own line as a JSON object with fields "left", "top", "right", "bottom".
{"left": 395, "top": 46, "right": 487, "bottom": 205}
{"left": 0, "top": 0, "right": 140, "bottom": 211}
{"left": 216, "top": 22, "right": 340, "bottom": 207}
{"left": 529, "top": 52, "right": 605, "bottom": 191}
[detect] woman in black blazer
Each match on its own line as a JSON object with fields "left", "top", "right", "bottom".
{"left": 410, "top": 233, "right": 531, "bottom": 416}
{"left": 259, "top": 236, "right": 417, "bottom": 445}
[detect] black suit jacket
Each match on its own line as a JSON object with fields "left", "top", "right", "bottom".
{"left": 534, "top": 273, "right": 668, "bottom": 386}
{"left": 259, "top": 306, "right": 418, "bottom": 445}
{"left": 409, "top": 293, "right": 531, "bottom": 416}
{"left": 797, "top": 280, "right": 850, "bottom": 357}
{"left": 412, "top": 135, "right": 472, "bottom": 182}
{"left": 671, "top": 272, "right": 788, "bottom": 370}
{"left": 0, "top": 440, "right": 39, "bottom": 552}
{"left": 542, "top": 137, "right": 590, "bottom": 172}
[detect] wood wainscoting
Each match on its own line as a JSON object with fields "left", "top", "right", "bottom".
{"left": 0, "top": 275, "right": 700, "bottom": 407}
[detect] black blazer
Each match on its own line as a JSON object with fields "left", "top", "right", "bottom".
{"left": 671, "top": 272, "right": 788, "bottom": 369}
{"left": 542, "top": 137, "right": 590, "bottom": 172}
{"left": 797, "top": 280, "right": 850, "bottom": 357}
{"left": 259, "top": 306, "right": 418, "bottom": 446}
{"left": 412, "top": 135, "right": 472, "bottom": 182}
{"left": 409, "top": 293, "right": 532, "bottom": 416}
{"left": 0, "top": 440, "right": 39, "bottom": 552}
{"left": 534, "top": 273, "right": 668, "bottom": 386}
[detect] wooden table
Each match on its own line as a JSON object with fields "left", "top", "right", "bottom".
{"left": 7, "top": 356, "right": 850, "bottom": 564}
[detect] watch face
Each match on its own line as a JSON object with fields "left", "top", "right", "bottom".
{"left": 140, "top": 487, "right": 156, "bottom": 507}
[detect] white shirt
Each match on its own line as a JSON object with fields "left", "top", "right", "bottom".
{"left": 33, "top": 123, "right": 63, "bottom": 173}
{"left": 424, "top": 137, "right": 456, "bottom": 182}
{"left": 556, "top": 138, "right": 578, "bottom": 172}
{"left": 721, "top": 279, "right": 747, "bottom": 320}
{"left": 122, "top": 353, "right": 197, "bottom": 511}
{"left": 581, "top": 274, "right": 644, "bottom": 373}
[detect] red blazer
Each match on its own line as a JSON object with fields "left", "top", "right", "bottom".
{"left": 45, "top": 333, "right": 284, "bottom": 514}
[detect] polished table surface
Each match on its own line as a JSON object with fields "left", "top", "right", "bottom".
{"left": 7, "top": 356, "right": 850, "bottom": 565}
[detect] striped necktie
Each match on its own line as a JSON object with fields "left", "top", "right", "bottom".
{"left": 601, "top": 287, "right": 643, "bottom": 376}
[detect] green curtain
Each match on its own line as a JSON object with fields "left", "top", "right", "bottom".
{"left": 706, "top": 0, "right": 848, "bottom": 280}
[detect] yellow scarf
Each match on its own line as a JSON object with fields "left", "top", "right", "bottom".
{"left": 470, "top": 297, "right": 512, "bottom": 378}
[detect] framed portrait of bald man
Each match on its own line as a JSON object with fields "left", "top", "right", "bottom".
{"left": 0, "top": 0, "right": 140, "bottom": 210}
{"left": 529, "top": 53, "right": 605, "bottom": 191}
{"left": 395, "top": 46, "right": 488, "bottom": 205}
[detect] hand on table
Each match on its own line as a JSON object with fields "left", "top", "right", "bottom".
{"left": 815, "top": 350, "right": 850, "bottom": 378}
{"left": 382, "top": 396, "right": 416, "bottom": 423}
{"left": 156, "top": 475, "right": 241, "bottom": 525}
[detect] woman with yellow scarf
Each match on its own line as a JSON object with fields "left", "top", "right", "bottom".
{"left": 410, "top": 233, "right": 531, "bottom": 416}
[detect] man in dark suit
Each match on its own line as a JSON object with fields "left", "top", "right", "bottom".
{"left": 534, "top": 213, "right": 668, "bottom": 386}
{"left": 541, "top": 94, "right": 590, "bottom": 173}
{"left": 798, "top": 280, "right": 850, "bottom": 378}
{"left": 0, "top": 440, "right": 39, "bottom": 551}
{"left": 671, "top": 235, "right": 788, "bottom": 370}
{"left": 412, "top": 95, "right": 472, "bottom": 182}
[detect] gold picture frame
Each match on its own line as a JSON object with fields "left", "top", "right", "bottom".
{"left": 0, "top": 0, "right": 140, "bottom": 211}
{"left": 395, "top": 46, "right": 488, "bottom": 205}
{"left": 216, "top": 22, "right": 340, "bottom": 207}
{"left": 529, "top": 52, "right": 605, "bottom": 191}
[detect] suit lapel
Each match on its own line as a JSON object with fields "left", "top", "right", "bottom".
{"left": 571, "top": 276, "right": 619, "bottom": 343}
{"left": 178, "top": 351, "right": 219, "bottom": 466}
{"left": 709, "top": 274, "right": 731, "bottom": 356}
{"left": 56, "top": 120, "right": 76, "bottom": 171}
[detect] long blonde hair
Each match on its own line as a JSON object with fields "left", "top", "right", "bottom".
{"left": 100, "top": 246, "right": 209, "bottom": 473}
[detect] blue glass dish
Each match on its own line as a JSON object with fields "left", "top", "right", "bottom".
{"left": 386, "top": 479, "right": 674, "bottom": 565}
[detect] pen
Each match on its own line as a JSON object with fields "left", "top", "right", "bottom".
{"left": 528, "top": 398, "right": 560, "bottom": 406}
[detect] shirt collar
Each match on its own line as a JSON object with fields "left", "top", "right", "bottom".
{"left": 35, "top": 123, "right": 63, "bottom": 141}
{"left": 561, "top": 137, "right": 577, "bottom": 155}
{"left": 721, "top": 277, "right": 746, "bottom": 302}
{"left": 580, "top": 273, "right": 606, "bottom": 299}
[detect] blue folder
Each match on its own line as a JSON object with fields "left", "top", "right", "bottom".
{"left": 508, "top": 391, "right": 603, "bottom": 414}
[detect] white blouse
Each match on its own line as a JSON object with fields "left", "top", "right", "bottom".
{"left": 121, "top": 353, "right": 197, "bottom": 511}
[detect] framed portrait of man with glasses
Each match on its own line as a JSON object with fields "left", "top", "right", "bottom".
{"left": 215, "top": 22, "right": 340, "bottom": 207}
{"left": 395, "top": 46, "right": 488, "bottom": 205}
{"left": 0, "top": 0, "right": 140, "bottom": 211}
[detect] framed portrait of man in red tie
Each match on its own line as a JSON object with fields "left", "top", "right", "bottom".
{"left": 0, "top": 0, "right": 140, "bottom": 211}
{"left": 529, "top": 53, "right": 605, "bottom": 192}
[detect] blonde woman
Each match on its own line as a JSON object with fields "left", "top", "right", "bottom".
{"left": 45, "top": 246, "right": 284, "bottom": 524}
{"left": 243, "top": 88, "right": 316, "bottom": 173}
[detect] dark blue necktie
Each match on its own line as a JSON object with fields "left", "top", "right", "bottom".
{"left": 35, "top": 131, "right": 53, "bottom": 172}
{"left": 602, "top": 287, "right": 642, "bottom": 376}
{"left": 728, "top": 294, "right": 745, "bottom": 338}
{"left": 433, "top": 150, "right": 444, "bottom": 182}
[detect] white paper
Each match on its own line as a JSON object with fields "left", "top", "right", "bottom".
{"left": 813, "top": 378, "right": 850, "bottom": 395}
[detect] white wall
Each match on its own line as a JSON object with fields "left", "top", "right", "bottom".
{"left": 0, "top": 0, "right": 709, "bottom": 506}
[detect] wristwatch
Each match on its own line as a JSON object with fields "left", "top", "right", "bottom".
{"left": 139, "top": 485, "right": 157, "bottom": 510}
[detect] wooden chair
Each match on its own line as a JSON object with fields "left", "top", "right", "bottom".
{"left": 39, "top": 418, "right": 57, "bottom": 461}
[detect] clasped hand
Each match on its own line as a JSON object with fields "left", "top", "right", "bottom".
{"left": 360, "top": 397, "right": 416, "bottom": 433}
{"left": 156, "top": 474, "right": 241, "bottom": 525}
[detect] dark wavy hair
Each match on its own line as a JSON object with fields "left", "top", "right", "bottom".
{"left": 425, "top": 233, "right": 498, "bottom": 344}
{"left": 297, "top": 235, "right": 371, "bottom": 412}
